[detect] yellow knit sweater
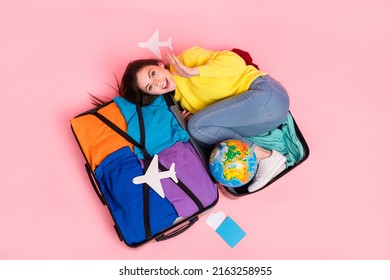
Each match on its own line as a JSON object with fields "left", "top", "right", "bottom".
{"left": 171, "top": 47, "right": 267, "bottom": 113}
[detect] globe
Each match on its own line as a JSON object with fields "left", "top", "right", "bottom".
{"left": 209, "top": 139, "right": 257, "bottom": 188}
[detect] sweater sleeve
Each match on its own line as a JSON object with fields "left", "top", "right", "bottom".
{"left": 180, "top": 47, "right": 247, "bottom": 78}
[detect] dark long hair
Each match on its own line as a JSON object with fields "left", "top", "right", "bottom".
{"left": 119, "top": 59, "right": 162, "bottom": 105}
{"left": 90, "top": 58, "right": 163, "bottom": 106}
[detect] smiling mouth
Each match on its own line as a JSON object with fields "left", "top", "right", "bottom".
{"left": 163, "top": 78, "right": 169, "bottom": 90}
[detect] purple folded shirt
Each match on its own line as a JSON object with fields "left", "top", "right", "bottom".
{"left": 141, "top": 141, "right": 217, "bottom": 217}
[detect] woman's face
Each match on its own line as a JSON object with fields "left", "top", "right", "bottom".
{"left": 136, "top": 63, "right": 176, "bottom": 95}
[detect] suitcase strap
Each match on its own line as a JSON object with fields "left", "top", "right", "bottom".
{"left": 90, "top": 110, "right": 152, "bottom": 238}
{"left": 134, "top": 104, "right": 205, "bottom": 211}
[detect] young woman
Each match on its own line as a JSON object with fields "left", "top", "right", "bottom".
{"left": 117, "top": 46, "right": 290, "bottom": 191}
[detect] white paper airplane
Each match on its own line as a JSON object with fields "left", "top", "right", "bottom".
{"left": 137, "top": 29, "right": 173, "bottom": 59}
{"left": 132, "top": 154, "right": 177, "bottom": 198}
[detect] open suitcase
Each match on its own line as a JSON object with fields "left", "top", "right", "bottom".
{"left": 71, "top": 93, "right": 309, "bottom": 247}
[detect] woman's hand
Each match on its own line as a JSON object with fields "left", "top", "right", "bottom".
{"left": 166, "top": 52, "right": 199, "bottom": 78}
{"left": 180, "top": 110, "right": 192, "bottom": 123}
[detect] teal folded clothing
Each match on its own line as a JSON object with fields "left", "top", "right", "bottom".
{"left": 245, "top": 113, "right": 305, "bottom": 167}
{"left": 114, "top": 96, "right": 190, "bottom": 159}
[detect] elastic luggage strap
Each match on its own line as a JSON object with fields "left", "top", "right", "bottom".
{"left": 135, "top": 105, "right": 153, "bottom": 240}
{"left": 90, "top": 111, "right": 152, "bottom": 239}
{"left": 135, "top": 104, "right": 205, "bottom": 211}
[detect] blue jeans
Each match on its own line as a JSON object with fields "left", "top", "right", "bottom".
{"left": 187, "top": 75, "right": 290, "bottom": 149}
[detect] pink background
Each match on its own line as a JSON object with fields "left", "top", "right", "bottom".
{"left": 1, "top": 0, "right": 389, "bottom": 260}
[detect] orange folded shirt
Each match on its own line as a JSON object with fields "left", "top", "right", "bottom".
{"left": 71, "top": 102, "right": 134, "bottom": 170}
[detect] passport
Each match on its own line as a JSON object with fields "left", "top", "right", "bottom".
{"left": 206, "top": 211, "right": 246, "bottom": 248}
